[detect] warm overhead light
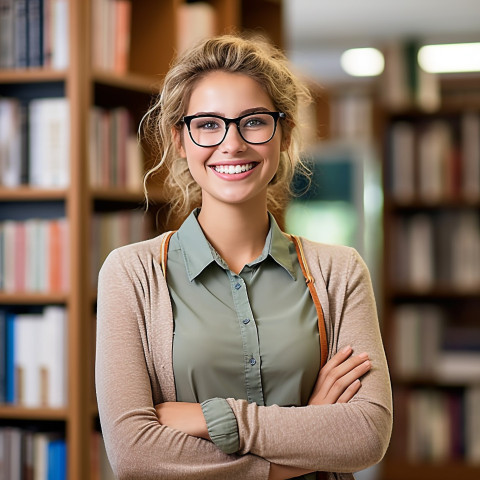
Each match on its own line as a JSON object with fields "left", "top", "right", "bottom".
{"left": 418, "top": 43, "right": 480, "bottom": 73}
{"left": 340, "top": 48, "right": 385, "bottom": 77}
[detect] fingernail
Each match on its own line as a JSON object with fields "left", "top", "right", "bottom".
{"left": 341, "top": 345, "right": 352, "bottom": 353}
{"left": 359, "top": 352, "right": 369, "bottom": 360}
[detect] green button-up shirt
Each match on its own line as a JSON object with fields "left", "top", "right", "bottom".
{"left": 167, "top": 209, "right": 319, "bottom": 479}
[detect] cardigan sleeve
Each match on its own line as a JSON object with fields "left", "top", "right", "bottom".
{"left": 223, "top": 247, "right": 393, "bottom": 473}
{"left": 95, "top": 248, "right": 270, "bottom": 480}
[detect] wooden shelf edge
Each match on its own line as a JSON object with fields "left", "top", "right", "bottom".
{"left": 0, "top": 405, "right": 68, "bottom": 420}
{"left": 0, "top": 293, "right": 69, "bottom": 305}
{"left": 92, "top": 69, "right": 162, "bottom": 93}
{"left": 0, "top": 68, "right": 67, "bottom": 83}
{"left": 0, "top": 187, "right": 68, "bottom": 201}
{"left": 91, "top": 187, "right": 166, "bottom": 204}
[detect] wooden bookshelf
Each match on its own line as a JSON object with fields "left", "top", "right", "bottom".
{"left": 381, "top": 76, "right": 480, "bottom": 479}
{"left": 0, "top": 1, "right": 285, "bottom": 479}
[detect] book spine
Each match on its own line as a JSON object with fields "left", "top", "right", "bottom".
{"left": 27, "top": 0, "right": 43, "bottom": 67}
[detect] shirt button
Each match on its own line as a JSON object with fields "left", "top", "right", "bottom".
{"left": 234, "top": 283, "right": 241, "bottom": 290}
{"left": 249, "top": 357, "right": 256, "bottom": 366}
{"left": 243, "top": 318, "right": 250, "bottom": 325}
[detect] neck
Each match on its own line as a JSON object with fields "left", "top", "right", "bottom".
{"left": 197, "top": 198, "right": 270, "bottom": 274}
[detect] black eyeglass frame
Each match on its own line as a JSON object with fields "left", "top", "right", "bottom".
{"left": 182, "top": 111, "right": 286, "bottom": 147}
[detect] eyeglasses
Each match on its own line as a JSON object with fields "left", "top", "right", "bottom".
{"left": 182, "top": 111, "right": 285, "bottom": 147}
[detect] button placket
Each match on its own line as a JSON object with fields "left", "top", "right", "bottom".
{"left": 228, "top": 272, "right": 264, "bottom": 406}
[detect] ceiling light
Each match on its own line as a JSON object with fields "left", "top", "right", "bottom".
{"left": 340, "top": 48, "right": 385, "bottom": 77}
{"left": 418, "top": 43, "right": 480, "bottom": 73}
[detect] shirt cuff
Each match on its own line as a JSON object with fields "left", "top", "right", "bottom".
{"left": 201, "top": 397, "right": 239, "bottom": 454}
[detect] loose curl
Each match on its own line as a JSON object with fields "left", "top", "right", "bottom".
{"left": 142, "top": 34, "right": 311, "bottom": 225}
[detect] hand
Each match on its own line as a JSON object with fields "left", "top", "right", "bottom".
{"left": 155, "top": 402, "right": 210, "bottom": 440}
{"left": 308, "top": 345, "right": 371, "bottom": 405}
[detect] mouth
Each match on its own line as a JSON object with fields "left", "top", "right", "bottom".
{"left": 209, "top": 162, "right": 258, "bottom": 175}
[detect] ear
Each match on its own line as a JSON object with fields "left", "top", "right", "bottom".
{"left": 172, "top": 126, "right": 186, "bottom": 157}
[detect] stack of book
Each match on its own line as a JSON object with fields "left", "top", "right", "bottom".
{"left": 392, "top": 386, "right": 480, "bottom": 464}
{"left": 0, "top": 217, "right": 69, "bottom": 293}
{"left": 0, "top": 427, "right": 66, "bottom": 480}
{"left": 0, "top": 306, "right": 67, "bottom": 408}
{"left": 393, "top": 303, "right": 480, "bottom": 383}
{"left": 91, "top": 0, "right": 131, "bottom": 73}
{"left": 0, "top": 0, "right": 69, "bottom": 70}
{"left": 391, "top": 211, "right": 480, "bottom": 291}
{"left": 389, "top": 113, "right": 480, "bottom": 203}
{"left": 0, "top": 97, "right": 70, "bottom": 188}
{"left": 89, "top": 106, "right": 143, "bottom": 190}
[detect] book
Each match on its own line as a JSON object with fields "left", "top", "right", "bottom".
{"left": 47, "top": 438, "right": 66, "bottom": 480}
{"left": 50, "top": 0, "right": 68, "bottom": 69}
{"left": 39, "top": 306, "right": 67, "bottom": 407}
{"left": 461, "top": 112, "right": 480, "bottom": 200}
{"left": 0, "top": 0, "right": 15, "bottom": 69}
{"left": 390, "top": 121, "right": 415, "bottom": 202}
{"left": 0, "top": 98, "right": 22, "bottom": 187}
{"left": 5, "top": 312, "right": 16, "bottom": 403}
{"left": 29, "top": 97, "right": 70, "bottom": 188}
{"left": 176, "top": 1, "right": 216, "bottom": 55}
{"left": 27, "top": 0, "right": 44, "bottom": 67}
{"left": 0, "top": 310, "right": 5, "bottom": 403}
{"left": 14, "top": 0, "right": 28, "bottom": 68}
{"left": 14, "top": 312, "right": 42, "bottom": 406}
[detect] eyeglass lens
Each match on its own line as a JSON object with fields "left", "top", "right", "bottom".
{"left": 188, "top": 113, "right": 277, "bottom": 147}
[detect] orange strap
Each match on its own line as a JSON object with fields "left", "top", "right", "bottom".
{"left": 160, "top": 231, "right": 328, "bottom": 369}
{"left": 288, "top": 234, "right": 328, "bottom": 370}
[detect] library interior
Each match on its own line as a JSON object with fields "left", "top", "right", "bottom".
{"left": 0, "top": 0, "right": 479, "bottom": 479}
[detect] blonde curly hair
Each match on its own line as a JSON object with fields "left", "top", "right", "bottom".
{"left": 142, "top": 34, "right": 311, "bottom": 225}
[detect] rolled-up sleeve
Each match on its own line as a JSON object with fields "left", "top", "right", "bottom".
{"left": 202, "top": 397, "right": 240, "bottom": 454}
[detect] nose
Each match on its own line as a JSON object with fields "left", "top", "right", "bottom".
{"left": 219, "top": 123, "right": 247, "bottom": 153}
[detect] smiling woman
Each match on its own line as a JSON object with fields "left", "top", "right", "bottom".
{"left": 95, "top": 34, "right": 392, "bottom": 480}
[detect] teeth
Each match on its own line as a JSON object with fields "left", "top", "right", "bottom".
{"left": 213, "top": 163, "right": 255, "bottom": 175}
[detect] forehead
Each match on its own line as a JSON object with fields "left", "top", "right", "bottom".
{"left": 187, "top": 71, "right": 275, "bottom": 114}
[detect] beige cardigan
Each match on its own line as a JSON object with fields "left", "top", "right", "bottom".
{"left": 95, "top": 233, "right": 392, "bottom": 480}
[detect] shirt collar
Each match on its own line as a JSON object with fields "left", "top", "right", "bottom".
{"left": 176, "top": 209, "right": 296, "bottom": 281}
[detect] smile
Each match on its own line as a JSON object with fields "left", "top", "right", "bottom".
{"left": 211, "top": 163, "right": 257, "bottom": 175}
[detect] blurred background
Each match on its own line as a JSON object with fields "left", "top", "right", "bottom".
{"left": 0, "top": 1, "right": 479, "bottom": 479}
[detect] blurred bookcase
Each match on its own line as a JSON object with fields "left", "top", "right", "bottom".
{"left": 0, "top": 0, "right": 283, "bottom": 478}
{"left": 381, "top": 74, "right": 480, "bottom": 480}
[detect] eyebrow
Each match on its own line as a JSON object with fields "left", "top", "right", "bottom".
{"left": 190, "top": 107, "right": 273, "bottom": 117}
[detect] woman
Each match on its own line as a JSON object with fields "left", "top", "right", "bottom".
{"left": 95, "top": 35, "right": 392, "bottom": 480}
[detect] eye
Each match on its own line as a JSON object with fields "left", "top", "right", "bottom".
{"left": 243, "top": 115, "right": 268, "bottom": 129}
{"left": 194, "top": 118, "right": 221, "bottom": 130}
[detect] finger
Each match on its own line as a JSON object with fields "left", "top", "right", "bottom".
{"left": 337, "top": 379, "right": 362, "bottom": 403}
{"left": 321, "top": 345, "right": 353, "bottom": 373}
{"left": 319, "top": 353, "right": 370, "bottom": 392}
{"left": 324, "top": 360, "right": 371, "bottom": 403}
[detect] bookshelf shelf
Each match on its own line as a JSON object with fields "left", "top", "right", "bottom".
{"left": 0, "top": 187, "right": 68, "bottom": 201}
{"left": 92, "top": 70, "right": 161, "bottom": 94}
{"left": 0, "top": 405, "right": 68, "bottom": 421}
{"left": 0, "top": 293, "right": 68, "bottom": 305}
{"left": 0, "top": 69, "right": 67, "bottom": 84}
